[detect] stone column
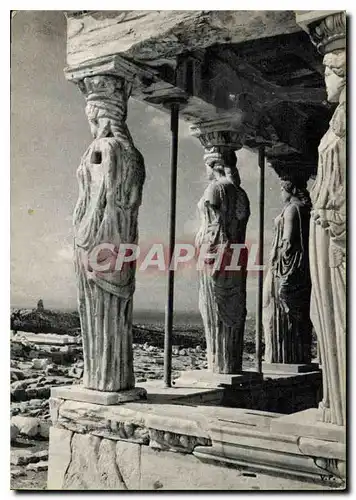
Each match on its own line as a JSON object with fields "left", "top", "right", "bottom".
{"left": 262, "top": 164, "right": 314, "bottom": 370}
{"left": 296, "top": 11, "right": 346, "bottom": 426}
{"left": 190, "top": 119, "right": 251, "bottom": 376}
{"left": 57, "top": 65, "right": 147, "bottom": 403}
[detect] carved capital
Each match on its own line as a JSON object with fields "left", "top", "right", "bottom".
{"left": 269, "top": 160, "right": 315, "bottom": 186}
{"left": 190, "top": 116, "right": 246, "bottom": 157}
{"left": 296, "top": 11, "right": 346, "bottom": 54}
{"left": 190, "top": 118, "right": 249, "bottom": 177}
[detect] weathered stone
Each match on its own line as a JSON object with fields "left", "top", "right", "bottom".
{"left": 298, "top": 437, "right": 345, "bottom": 461}
{"left": 174, "top": 369, "right": 262, "bottom": 388}
{"left": 194, "top": 137, "right": 250, "bottom": 374}
{"left": 28, "top": 398, "right": 45, "bottom": 406}
{"left": 13, "top": 332, "right": 81, "bottom": 346}
{"left": 48, "top": 429, "right": 142, "bottom": 490}
{"left": 11, "top": 468, "right": 26, "bottom": 478}
{"left": 300, "top": 11, "right": 346, "bottom": 427}
{"left": 39, "top": 421, "right": 50, "bottom": 439}
{"left": 32, "top": 358, "right": 50, "bottom": 370}
{"left": 262, "top": 363, "right": 320, "bottom": 374}
{"left": 149, "top": 428, "right": 210, "bottom": 453}
{"left": 11, "top": 423, "right": 19, "bottom": 442}
{"left": 270, "top": 408, "right": 346, "bottom": 443}
{"left": 11, "top": 416, "right": 40, "bottom": 437}
{"left": 140, "top": 445, "right": 328, "bottom": 490}
{"left": 11, "top": 449, "right": 49, "bottom": 466}
{"left": 34, "top": 449, "right": 49, "bottom": 461}
{"left": 11, "top": 449, "right": 34, "bottom": 466}
{"left": 51, "top": 385, "right": 147, "bottom": 405}
{"left": 11, "top": 378, "right": 41, "bottom": 392}
{"left": 49, "top": 397, "right": 62, "bottom": 425}
{"left": 193, "top": 444, "right": 341, "bottom": 488}
{"left": 47, "top": 396, "right": 347, "bottom": 489}
{"left": 66, "top": 11, "right": 301, "bottom": 67}
{"left": 64, "top": 434, "right": 128, "bottom": 489}
{"left": 47, "top": 427, "right": 73, "bottom": 489}
{"left": 10, "top": 368, "right": 26, "bottom": 381}
{"left": 71, "top": 74, "right": 145, "bottom": 392}
{"left": 68, "top": 366, "right": 83, "bottom": 379}
{"left": 26, "top": 461, "right": 48, "bottom": 472}
{"left": 263, "top": 177, "right": 313, "bottom": 365}
{"left": 115, "top": 441, "right": 141, "bottom": 490}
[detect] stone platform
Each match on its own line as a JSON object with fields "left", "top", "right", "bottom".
{"left": 47, "top": 383, "right": 346, "bottom": 490}
{"left": 262, "top": 362, "right": 320, "bottom": 374}
{"left": 220, "top": 370, "right": 322, "bottom": 414}
{"left": 173, "top": 369, "right": 263, "bottom": 389}
{"left": 51, "top": 385, "right": 147, "bottom": 405}
{"left": 270, "top": 408, "right": 346, "bottom": 444}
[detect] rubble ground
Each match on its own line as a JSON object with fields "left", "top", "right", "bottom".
{"left": 11, "top": 330, "right": 257, "bottom": 490}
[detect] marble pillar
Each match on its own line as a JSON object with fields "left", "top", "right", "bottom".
{"left": 191, "top": 122, "right": 250, "bottom": 374}
{"left": 296, "top": 11, "right": 346, "bottom": 425}
{"left": 72, "top": 74, "right": 145, "bottom": 392}
{"left": 263, "top": 171, "right": 313, "bottom": 365}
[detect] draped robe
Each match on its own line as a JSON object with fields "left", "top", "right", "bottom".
{"left": 263, "top": 201, "right": 313, "bottom": 364}
{"left": 309, "top": 88, "right": 346, "bottom": 425}
{"left": 73, "top": 137, "right": 145, "bottom": 391}
{"left": 196, "top": 177, "right": 250, "bottom": 373}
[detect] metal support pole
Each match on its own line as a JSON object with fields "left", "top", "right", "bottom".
{"left": 164, "top": 103, "right": 179, "bottom": 387}
{"left": 255, "top": 145, "right": 265, "bottom": 373}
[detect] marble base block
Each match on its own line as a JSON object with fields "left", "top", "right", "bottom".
{"left": 47, "top": 401, "right": 345, "bottom": 490}
{"left": 262, "top": 363, "right": 320, "bottom": 374}
{"left": 173, "top": 370, "right": 263, "bottom": 388}
{"left": 270, "top": 408, "right": 346, "bottom": 444}
{"left": 51, "top": 385, "right": 147, "bottom": 405}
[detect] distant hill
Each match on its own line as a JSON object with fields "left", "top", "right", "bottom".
{"left": 10, "top": 306, "right": 257, "bottom": 351}
{"left": 11, "top": 308, "right": 81, "bottom": 334}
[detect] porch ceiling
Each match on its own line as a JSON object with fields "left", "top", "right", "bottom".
{"left": 65, "top": 11, "right": 332, "bottom": 173}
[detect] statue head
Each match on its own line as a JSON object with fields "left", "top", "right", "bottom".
{"left": 280, "top": 179, "right": 312, "bottom": 208}
{"left": 223, "top": 150, "right": 241, "bottom": 187}
{"left": 204, "top": 148, "right": 238, "bottom": 182}
{"left": 80, "top": 75, "right": 132, "bottom": 139}
{"left": 323, "top": 49, "right": 346, "bottom": 103}
{"left": 204, "top": 150, "right": 225, "bottom": 180}
{"left": 280, "top": 181, "right": 293, "bottom": 204}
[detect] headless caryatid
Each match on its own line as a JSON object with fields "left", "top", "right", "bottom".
{"left": 73, "top": 75, "right": 145, "bottom": 392}
{"left": 308, "top": 29, "right": 346, "bottom": 426}
{"left": 196, "top": 149, "right": 250, "bottom": 373}
{"left": 263, "top": 178, "right": 313, "bottom": 364}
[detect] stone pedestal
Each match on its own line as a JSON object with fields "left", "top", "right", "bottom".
{"left": 173, "top": 369, "right": 263, "bottom": 389}
{"left": 51, "top": 385, "right": 147, "bottom": 405}
{"left": 262, "top": 362, "right": 320, "bottom": 374}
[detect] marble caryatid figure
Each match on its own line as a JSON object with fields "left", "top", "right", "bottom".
{"left": 263, "top": 177, "right": 313, "bottom": 365}
{"left": 195, "top": 149, "right": 250, "bottom": 373}
{"left": 307, "top": 14, "right": 346, "bottom": 426}
{"left": 73, "top": 75, "right": 145, "bottom": 392}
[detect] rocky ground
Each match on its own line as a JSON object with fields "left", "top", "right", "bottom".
{"left": 10, "top": 326, "right": 257, "bottom": 491}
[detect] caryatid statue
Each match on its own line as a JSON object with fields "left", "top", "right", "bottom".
{"left": 73, "top": 74, "right": 145, "bottom": 392}
{"left": 263, "top": 176, "right": 313, "bottom": 365}
{"left": 195, "top": 146, "right": 250, "bottom": 374}
{"left": 298, "top": 11, "right": 346, "bottom": 426}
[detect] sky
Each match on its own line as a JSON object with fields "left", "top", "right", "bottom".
{"left": 11, "top": 10, "right": 283, "bottom": 318}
